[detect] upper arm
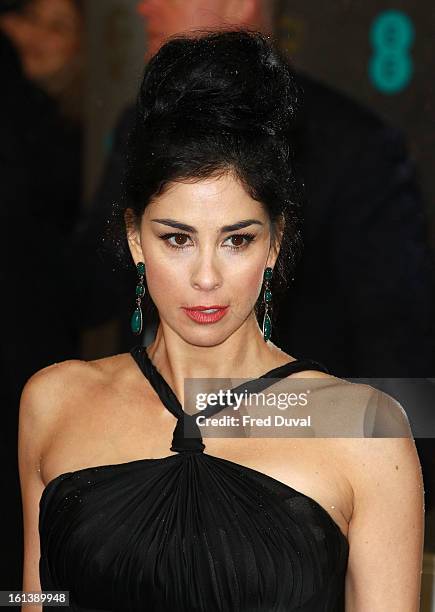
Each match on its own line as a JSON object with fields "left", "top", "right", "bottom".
{"left": 18, "top": 362, "right": 75, "bottom": 605}
{"left": 344, "top": 437, "right": 425, "bottom": 611}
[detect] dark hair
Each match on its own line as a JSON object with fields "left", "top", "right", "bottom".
{"left": 109, "top": 28, "right": 305, "bottom": 330}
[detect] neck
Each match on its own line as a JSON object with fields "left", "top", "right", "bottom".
{"left": 145, "top": 313, "right": 292, "bottom": 404}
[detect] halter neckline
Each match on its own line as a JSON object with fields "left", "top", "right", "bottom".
{"left": 129, "top": 343, "right": 329, "bottom": 422}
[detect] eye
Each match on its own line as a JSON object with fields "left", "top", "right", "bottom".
{"left": 159, "top": 233, "right": 192, "bottom": 249}
{"left": 224, "top": 233, "right": 256, "bottom": 250}
{"left": 159, "top": 232, "right": 256, "bottom": 251}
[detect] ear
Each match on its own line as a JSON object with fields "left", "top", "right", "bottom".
{"left": 124, "top": 208, "right": 143, "bottom": 266}
{"left": 266, "top": 213, "right": 285, "bottom": 269}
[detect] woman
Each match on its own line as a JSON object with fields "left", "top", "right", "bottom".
{"left": 19, "top": 30, "right": 424, "bottom": 611}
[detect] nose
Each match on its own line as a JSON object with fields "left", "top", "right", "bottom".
{"left": 191, "top": 251, "right": 223, "bottom": 291}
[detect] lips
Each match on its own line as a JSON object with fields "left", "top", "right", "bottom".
{"left": 185, "top": 305, "right": 227, "bottom": 311}
{"left": 182, "top": 306, "right": 229, "bottom": 324}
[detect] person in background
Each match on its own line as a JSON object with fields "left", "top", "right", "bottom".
{"left": 70, "top": 0, "right": 434, "bottom": 539}
{"left": 0, "top": 0, "right": 84, "bottom": 588}
{"left": 1, "top": 0, "right": 84, "bottom": 235}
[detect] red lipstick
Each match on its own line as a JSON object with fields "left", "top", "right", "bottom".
{"left": 182, "top": 305, "right": 229, "bottom": 324}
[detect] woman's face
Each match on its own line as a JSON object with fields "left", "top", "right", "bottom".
{"left": 127, "top": 173, "right": 282, "bottom": 347}
{"left": 12, "top": 0, "right": 82, "bottom": 81}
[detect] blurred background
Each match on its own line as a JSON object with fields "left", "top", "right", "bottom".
{"left": 1, "top": 0, "right": 434, "bottom": 608}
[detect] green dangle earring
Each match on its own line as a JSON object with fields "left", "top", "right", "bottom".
{"left": 131, "top": 261, "right": 145, "bottom": 335}
{"left": 262, "top": 267, "right": 273, "bottom": 342}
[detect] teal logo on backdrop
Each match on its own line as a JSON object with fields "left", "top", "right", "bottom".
{"left": 368, "top": 10, "right": 414, "bottom": 94}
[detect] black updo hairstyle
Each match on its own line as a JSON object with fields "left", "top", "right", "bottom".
{"left": 109, "top": 28, "right": 305, "bottom": 334}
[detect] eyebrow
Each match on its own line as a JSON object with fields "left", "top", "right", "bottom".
{"left": 151, "top": 218, "right": 264, "bottom": 233}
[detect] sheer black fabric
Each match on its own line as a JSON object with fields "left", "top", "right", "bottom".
{"left": 39, "top": 344, "right": 349, "bottom": 611}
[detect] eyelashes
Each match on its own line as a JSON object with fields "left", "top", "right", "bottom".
{"left": 158, "top": 232, "right": 256, "bottom": 252}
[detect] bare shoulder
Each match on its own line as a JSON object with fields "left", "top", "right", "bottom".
{"left": 19, "top": 352, "right": 135, "bottom": 449}
{"left": 21, "top": 357, "right": 89, "bottom": 397}
{"left": 19, "top": 359, "right": 87, "bottom": 438}
{"left": 288, "top": 369, "right": 333, "bottom": 380}
{"left": 330, "top": 385, "right": 421, "bottom": 500}
{"left": 268, "top": 343, "right": 335, "bottom": 381}
{"left": 337, "top": 431, "right": 421, "bottom": 479}
{"left": 21, "top": 350, "right": 134, "bottom": 394}
{"left": 18, "top": 352, "right": 135, "bottom": 593}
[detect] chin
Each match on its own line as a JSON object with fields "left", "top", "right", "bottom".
{"left": 183, "top": 333, "right": 231, "bottom": 349}
{"left": 175, "top": 321, "right": 235, "bottom": 349}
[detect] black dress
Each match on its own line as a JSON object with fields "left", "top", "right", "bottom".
{"left": 39, "top": 344, "right": 349, "bottom": 611}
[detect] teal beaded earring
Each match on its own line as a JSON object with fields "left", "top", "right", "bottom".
{"left": 131, "top": 262, "right": 145, "bottom": 335}
{"left": 262, "top": 267, "right": 273, "bottom": 342}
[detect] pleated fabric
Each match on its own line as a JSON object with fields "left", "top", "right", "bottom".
{"left": 39, "top": 344, "right": 349, "bottom": 611}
